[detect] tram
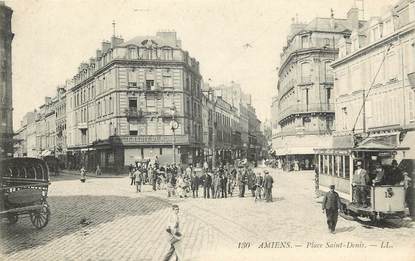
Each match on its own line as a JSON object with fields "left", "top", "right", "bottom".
{"left": 315, "top": 143, "right": 410, "bottom": 222}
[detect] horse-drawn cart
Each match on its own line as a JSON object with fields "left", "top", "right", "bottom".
{"left": 1, "top": 157, "right": 51, "bottom": 229}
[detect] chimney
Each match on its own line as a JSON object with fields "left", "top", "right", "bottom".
{"left": 330, "top": 8, "right": 335, "bottom": 29}
{"left": 96, "top": 49, "right": 102, "bottom": 59}
{"left": 45, "top": 96, "right": 51, "bottom": 105}
{"left": 111, "top": 36, "right": 124, "bottom": 48}
{"left": 89, "top": 57, "right": 96, "bottom": 65}
{"left": 101, "top": 41, "right": 111, "bottom": 53}
{"left": 347, "top": 8, "right": 360, "bottom": 29}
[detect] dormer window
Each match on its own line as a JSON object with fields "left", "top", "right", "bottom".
{"left": 301, "top": 35, "right": 309, "bottom": 48}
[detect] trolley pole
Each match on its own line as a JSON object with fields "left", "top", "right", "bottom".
{"left": 170, "top": 106, "right": 178, "bottom": 166}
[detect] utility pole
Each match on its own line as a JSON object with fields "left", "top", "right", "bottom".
{"left": 170, "top": 105, "right": 178, "bottom": 165}
{"left": 362, "top": 89, "right": 366, "bottom": 133}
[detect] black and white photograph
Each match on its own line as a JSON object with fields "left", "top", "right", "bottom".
{"left": 0, "top": 0, "right": 414, "bottom": 260}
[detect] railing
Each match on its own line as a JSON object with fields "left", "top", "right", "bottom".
{"left": 278, "top": 103, "right": 334, "bottom": 122}
{"left": 298, "top": 75, "right": 313, "bottom": 85}
{"left": 321, "top": 74, "right": 334, "bottom": 84}
{"left": 125, "top": 108, "right": 144, "bottom": 120}
{"left": 274, "top": 129, "right": 331, "bottom": 137}
{"left": 280, "top": 38, "right": 337, "bottom": 66}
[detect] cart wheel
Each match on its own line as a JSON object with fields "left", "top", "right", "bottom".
{"left": 7, "top": 213, "right": 18, "bottom": 224}
{"left": 30, "top": 203, "right": 50, "bottom": 229}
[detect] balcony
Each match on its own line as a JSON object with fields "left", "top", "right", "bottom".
{"left": 159, "top": 108, "right": 175, "bottom": 119}
{"left": 125, "top": 108, "right": 144, "bottom": 121}
{"left": 277, "top": 103, "right": 334, "bottom": 123}
{"left": 298, "top": 76, "right": 313, "bottom": 86}
{"left": 408, "top": 72, "right": 415, "bottom": 90}
{"left": 77, "top": 122, "right": 88, "bottom": 130}
{"left": 321, "top": 74, "right": 334, "bottom": 85}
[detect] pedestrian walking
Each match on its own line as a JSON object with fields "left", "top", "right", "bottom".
{"left": 201, "top": 171, "right": 212, "bottom": 199}
{"left": 255, "top": 172, "right": 264, "bottom": 202}
{"left": 95, "top": 164, "right": 102, "bottom": 176}
{"left": 164, "top": 204, "right": 183, "bottom": 261}
{"left": 191, "top": 174, "right": 200, "bottom": 198}
{"left": 135, "top": 168, "right": 143, "bottom": 192}
{"left": 322, "top": 185, "right": 341, "bottom": 234}
{"left": 129, "top": 164, "right": 135, "bottom": 186}
{"left": 80, "top": 166, "right": 87, "bottom": 183}
{"left": 237, "top": 166, "right": 246, "bottom": 197}
{"left": 263, "top": 170, "right": 273, "bottom": 202}
{"left": 247, "top": 169, "right": 256, "bottom": 197}
{"left": 220, "top": 171, "right": 228, "bottom": 198}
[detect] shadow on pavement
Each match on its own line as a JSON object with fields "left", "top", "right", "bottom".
{"left": 0, "top": 194, "right": 170, "bottom": 255}
{"left": 356, "top": 217, "right": 414, "bottom": 229}
{"left": 335, "top": 226, "right": 355, "bottom": 233}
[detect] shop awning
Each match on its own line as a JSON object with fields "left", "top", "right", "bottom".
{"left": 40, "top": 150, "right": 52, "bottom": 156}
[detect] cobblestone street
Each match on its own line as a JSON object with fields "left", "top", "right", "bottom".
{"left": 1, "top": 168, "right": 414, "bottom": 261}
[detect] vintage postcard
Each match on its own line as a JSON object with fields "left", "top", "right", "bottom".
{"left": 0, "top": 0, "right": 414, "bottom": 260}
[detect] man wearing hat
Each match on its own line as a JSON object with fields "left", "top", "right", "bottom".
{"left": 263, "top": 170, "right": 274, "bottom": 202}
{"left": 352, "top": 161, "right": 369, "bottom": 207}
{"left": 322, "top": 185, "right": 341, "bottom": 233}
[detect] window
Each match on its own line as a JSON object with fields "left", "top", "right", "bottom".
{"left": 129, "top": 48, "right": 138, "bottom": 59}
{"left": 301, "top": 63, "right": 311, "bottom": 83}
{"left": 409, "top": 89, "right": 415, "bottom": 121}
{"left": 129, "top": 99, "right": 137, "bottom": 109}
{"left": 97, "top": 102, "right": 101, "bottom": 117}
{"left": 301, "top": 35, "right": 309, "bottom": 48}
{"left": 344, "top": 156, "right": 350, "bottom": 179}
{"left": 129, "top": 130, "right": 138, "bottom": 136}
{"left": 163, "top": 76, "right": 173, "bottom": 87}
{"left": 386, "top": 53, "right": 398, "bottom": 81}
{"left": 109, "top": 97, "right": 113, "bottom": 113}
{"left": 146, "top": 80, "right": 154, "bottom": 90}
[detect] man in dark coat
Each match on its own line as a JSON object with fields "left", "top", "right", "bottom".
{"left": 191, "top": 174, "right": 200, "bottom": 198}
{"left": 237, "top": 167, "right": 247, "bottom": 197}
{"left": 247, "top": 168, "right": 256, "bottom": 197}
{"left": 220, "top": 170, "right": 228, "bottom": 198}
{"left": 263, "top": 170, "right": 274, "bottom": 202}
{"left": 201, "top": 171, "right": 212, "bottom": 199}
{"left": 322, "top": 185, "right": 341, "bottom": 234}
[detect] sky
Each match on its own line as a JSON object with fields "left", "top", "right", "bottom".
{"left": 7, "top": 0, "right": 396, "bottom": 129}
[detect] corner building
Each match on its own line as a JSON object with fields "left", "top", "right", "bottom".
{"left": 332, "top": 0, "right": 415, "bottom": 159}
{"left": 272, "top": 11, "right": 364, "bottom": 170}
{"left": 66, "top": 32, "right": 203, "bottom": 171}
{"left": 0, "top": 1, "right": 13, "bottom": 158}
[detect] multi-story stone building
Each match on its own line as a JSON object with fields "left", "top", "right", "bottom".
{"left": 65, "top": 31, "right": 203, "bottom": 171}
{"left": 271, "top": 10, "right": 365, "bottom": 170}
{"left": 0, "top": 1, "right": 13, "bottom": 158}
{"left": 332, "top": 0, "right": 415, "bottom": 159}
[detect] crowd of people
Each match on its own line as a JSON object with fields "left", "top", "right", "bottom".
{"left": 127, "top": 161, "right": 274, "bottom": 202}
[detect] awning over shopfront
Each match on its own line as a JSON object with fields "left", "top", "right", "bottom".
{"left": 40, "top": 150, "right": 52, "bottom": 156}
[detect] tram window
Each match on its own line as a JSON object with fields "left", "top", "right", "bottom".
{"left": 328, "top": 155, "right": 333, "bottom": 175}
{"left": 345, "top": 156, "right": 350, "bottom": 179}
{"left": 334, "top": 156, "right": 338, "bottom": 176}
{"left": 323, "top": 155, "right": 328, "bottom": 174}
{"left": 339, "top": 156, "right": 344, "bottom": 178}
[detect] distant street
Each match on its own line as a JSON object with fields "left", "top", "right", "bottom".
{"left": 1, "top": 168, "right": 414, "bottom": 261}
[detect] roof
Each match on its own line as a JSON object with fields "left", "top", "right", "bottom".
{"left": 303, "top": 17, "right": 365, "bottom": 33}
{"left": 119, "top": 36, "right": 180, "bottom": 48}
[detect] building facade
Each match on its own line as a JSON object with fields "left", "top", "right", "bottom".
{"left": 0, "top": 1, "right": 13, "bottom": 158}
{"left": 65, "top": 31, "right": 203, "bottom": 171}
{"left": 332, "top": 0, "right": 415, "bottom": 159}
{"left": 15, "top": 31, "right": 266, "bottom": 171}
{"left": 272, "top": 11, "right": 364, "bottom": 170}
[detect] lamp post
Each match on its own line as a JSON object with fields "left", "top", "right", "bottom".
{"left": 170, "top": 105, "right": 178, "bottom": 165}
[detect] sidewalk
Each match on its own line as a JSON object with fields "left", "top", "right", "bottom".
{"left": 59, "top": 169, "right": 128, "bottom": 178}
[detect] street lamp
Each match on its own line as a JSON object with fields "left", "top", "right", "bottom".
{"left": 170, "top": 105, "right": 179, "bottom": 165}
